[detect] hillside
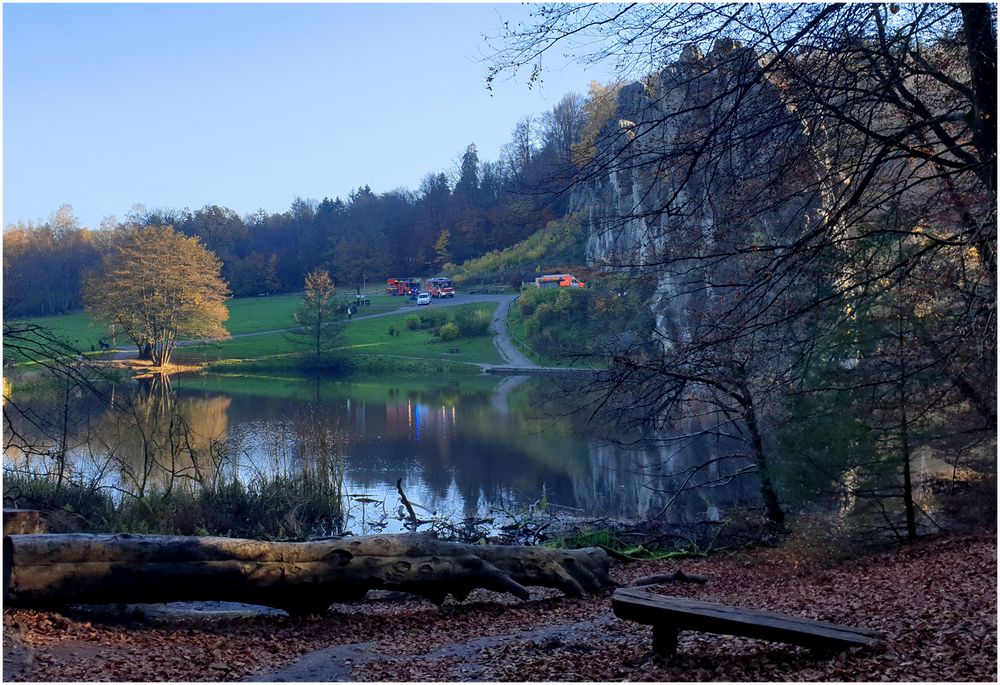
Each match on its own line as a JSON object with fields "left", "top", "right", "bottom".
{"left": 443, "top": 214, "right": 587, "bottom": 287}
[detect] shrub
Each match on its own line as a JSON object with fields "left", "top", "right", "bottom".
{"left": 387, "top": 323, "right": 400, "bottom": 336}
{"left": 419, "top": 310, "right": 449, "bottom": 329}
{"left": 405, "top": 315, "right": 421, "bottom": 330}
{"left": 438, "top": 322, "right": 461, "bottom": 341}
{"left": 516, "top": 274, "right": 656, "bottom": 359}
{"left": 454, "top": 308, "right": 491, "bottom": 338}
{"left": 518, "top": 286, "right": 556, "bottom": 317}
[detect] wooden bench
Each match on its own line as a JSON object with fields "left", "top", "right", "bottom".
{"left": 612, "top": 588, "right": 882, "bottom": 656}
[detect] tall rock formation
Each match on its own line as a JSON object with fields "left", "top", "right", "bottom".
{"left": 574, "top": 40, "right": 822, "bottom": 346}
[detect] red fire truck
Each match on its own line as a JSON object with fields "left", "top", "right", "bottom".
{"left": 427, "top": 277, "right": 455, "bottom": 298}
{"left": 386, "top": 278, "right": 422, "bottom": 296}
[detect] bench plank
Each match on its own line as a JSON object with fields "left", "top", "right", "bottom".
{"left": 613, "top": 588, "right": 881, "bottom": 655}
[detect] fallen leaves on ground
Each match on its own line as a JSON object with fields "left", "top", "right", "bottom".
{"left": 3, "top": 528, "right": 995, "bottom": 681}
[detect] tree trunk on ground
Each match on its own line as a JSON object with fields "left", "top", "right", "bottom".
{"left": 4, "top": 533, "right": 613, "bottom": 613}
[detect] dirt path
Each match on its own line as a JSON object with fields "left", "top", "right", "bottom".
{"left": 249, "top": 614, "right": 620, "bottom": 682}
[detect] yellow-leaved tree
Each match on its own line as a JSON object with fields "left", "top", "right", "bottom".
{"left": 292, "top": 267, "right": 341, "bottom": 365}
{"left": 85, "top": 226, "right": 230, "bottom": 367}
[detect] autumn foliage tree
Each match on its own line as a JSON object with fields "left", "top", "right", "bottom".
{"left": 292, "top": 268, "right": 341, "bottom": 365}
{"left": 84, "top": 226, "right": 230, "bottom": 367}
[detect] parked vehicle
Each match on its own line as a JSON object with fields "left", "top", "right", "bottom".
{"left": 386, "top": 278, "right": 422, "bottom": 296}
{"left": 534, "top": 273, "right": 585, "bottom": 289}
{"left": 416, "top": 292, "right": 432, "bottom": 305}
{"left": 427, "top": 277, "right": 455, "bottom": 298}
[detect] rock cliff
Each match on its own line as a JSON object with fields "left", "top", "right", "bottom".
{"left": 573, "top": 40, "right": 822, "bottom": 345}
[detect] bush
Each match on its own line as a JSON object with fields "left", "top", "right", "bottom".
{"left": 438, "top": 322, "right": 461, "bottom": 341}
{"left": 419, "top": 310, "right": 449, "bottom": 329}
{"left": 516, "top": 274, "right": 656, "bottom": 359}
{"left": 406, "top": 311, "right": 448, "bottom": 331}
{"left": 517, "top": 287, "right": 553, "bottom": 316}
{"left": 454, "top": 308, "right": 491, "bottom": 338}
{"left": 387, "top": 323, "right": 400, "bottom": 336}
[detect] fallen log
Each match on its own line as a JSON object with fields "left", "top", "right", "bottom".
{"left": 4, "top": 532, "right": 612, "bottom": 613}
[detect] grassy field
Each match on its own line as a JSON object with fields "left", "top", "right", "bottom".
{"left": 223, "top": 293, "right": 405, "bottom": 334}
{"left": 5, "top": 293, "right": 407, "bottom": 347}
{"left": 222, "top": 294, "right": 302, "bottom": 334}
{"left": 7, "top": 295, "right": 517, "bottom": 371}
{"left": 172, "top": 372, "right": 502, "bottom": 400}
{"left": 5, "top": 312, "right": 111, "bottom": 352}
{"left": 339, "top": 304, "right": 503, "bottom": 365}
{"left": 175, "top": 302, "right": 504, "bottom": 369}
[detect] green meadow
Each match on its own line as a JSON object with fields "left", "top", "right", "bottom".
{"left": 178, "top": 302, "right": 504, "bottom": 370}
{"left": 5, "top": 312, "right": 111, "bottom": 352}
{"left": 6, "top": 293, "right": 507, "bottom": 370}
{"left": 7, "top": 293, "right": 407, "bottom": 340}
{"left": 222, "top": 293, "right": 404, "bottom": 334}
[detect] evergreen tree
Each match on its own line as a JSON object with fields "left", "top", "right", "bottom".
{"left": 454, "top": 143, "right": 480, "bottom": 205}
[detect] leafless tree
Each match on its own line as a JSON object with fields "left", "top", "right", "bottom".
{"left": 489, "top": 3, "right": 996, "bottom": 531}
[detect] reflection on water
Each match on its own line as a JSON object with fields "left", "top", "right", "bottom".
{"left": 5, "top": 373, "right": 763, "bottom": 530}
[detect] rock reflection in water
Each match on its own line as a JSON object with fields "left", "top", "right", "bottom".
{"left": 5, "top": 374, "right": 756, "bottom": 529}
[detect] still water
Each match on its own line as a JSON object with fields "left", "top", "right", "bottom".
{"left": 5, "top": 372, "right": 762, "bottom": 532}
{"left": 175, "top": 374, "right": 760, "bottom": 527}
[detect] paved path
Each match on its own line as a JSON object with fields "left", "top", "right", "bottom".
{"left": 486, "top": 296, "right": 537, "bottom": 412}
{"left": 488, "top": 296, "right": 536, "bottom": 368}
{"left": 484, "top": 296, "right": 599, "bottom": 377}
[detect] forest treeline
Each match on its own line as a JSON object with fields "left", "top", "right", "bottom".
{"left": 4, "top": 89, "right": 612, "bottom": 317}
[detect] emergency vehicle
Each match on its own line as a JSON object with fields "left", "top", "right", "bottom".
{"left": 426, "top": 277, "right": 456, "bottom": 298}
{"left": 386, "top": 278, "right": 422, "bottom": 296}
{"left": 533, "top": 274, "right": 585, "bottom": 289}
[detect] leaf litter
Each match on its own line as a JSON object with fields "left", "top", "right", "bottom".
{"left": 3, "top": 529, "right": 994, "bottom": 681}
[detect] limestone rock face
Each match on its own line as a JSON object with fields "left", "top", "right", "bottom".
{"left": 575, "top": 41, "right": 823, "bottom": 345}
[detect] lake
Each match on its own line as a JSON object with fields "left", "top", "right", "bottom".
{"left": 4, "top": 372, "right": 763, "bottom": 535}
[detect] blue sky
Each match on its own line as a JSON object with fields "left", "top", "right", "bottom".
{"left": 3, "top": 3, "right": 610, "bottom": 229}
